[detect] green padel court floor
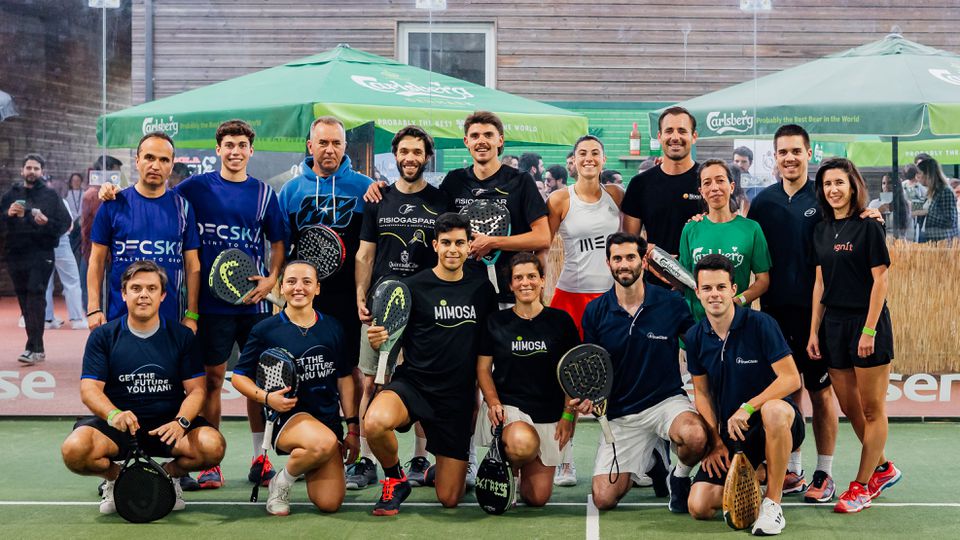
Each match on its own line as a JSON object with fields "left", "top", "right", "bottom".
{"left": 1, "top": 419, "right": 957, "bottom": 539}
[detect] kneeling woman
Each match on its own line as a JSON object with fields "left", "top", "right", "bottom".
{"left": 476, "top": 253, "right": 581, "bottom": 506}
{"left": 233, "top": 260, "right": 359, "bottom": 515}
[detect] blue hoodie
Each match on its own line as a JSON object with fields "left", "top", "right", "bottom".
{"left": 278, "top": 155, "right": 372, "bottom": 304}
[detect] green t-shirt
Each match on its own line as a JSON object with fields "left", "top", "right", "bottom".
{"left": 679, "top": 215, "right": 772, "bottom": 320}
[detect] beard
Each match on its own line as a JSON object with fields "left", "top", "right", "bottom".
{"left": 612, "top": 265, "right": 643, "bottom": 287}
{"left": 396, "top": 159, "right": 426, "bottom": 183}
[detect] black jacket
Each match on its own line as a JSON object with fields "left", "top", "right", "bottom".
{"left": 1, "top": 180, "right": 71, "bottom": 256}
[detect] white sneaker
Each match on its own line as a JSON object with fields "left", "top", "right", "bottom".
{"left": 633, "top": 473, "right": 653, "bottom": 487}
{"left": 554, "top": 462, "right": 578, "bottom": 487}
{"left": 173, "top": 476, "right": 186, "bottom": 511}
{"left": 465, "top": 454, "right": 478, "bottom": 488}
{"left": 99, "top": 480, "right": 116, "bottom": 514}
{"left": 266, "top": 472, "right": 292, "bottom": 516}
{"left": 45, "top": 318, "right": 63, "bottom": 329}
{"left": 19, "top": 351, "right": 44, "bottom": 365}
{"left": 71, "top": 319, "right": 88, "bottom": 330}
{"left": 751, "top": 498, "right": 785, "bottom": 536}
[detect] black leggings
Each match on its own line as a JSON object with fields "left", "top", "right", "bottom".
{"left": 6, "top": 251, "right": 55, "bottom": 352}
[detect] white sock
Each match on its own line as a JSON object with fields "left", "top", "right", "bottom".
{"left": 788, "top": 451, "right": 803, "bottom": 474}
{"left": 673, "top": 463, "right": 692, "bottom": 477}
{"left": 469, "top": 442, "right": 477, "bottom": 465}
{"left": 360, "top": 436, "right": 374, "bottom": 462}
{"left": 278, "top": 466, "right": 296, "bottom": 486}
{"left": 413, "top": 435, "right": 428, "bottom": 458}
{"left": 816, "top": 454, "right": 833, "bottom": 476}
{"left": 561, "top": 437, "right": 574, "bottom": 464}
{"left": 252, "top": 432, "right": 264, "bottom": 459}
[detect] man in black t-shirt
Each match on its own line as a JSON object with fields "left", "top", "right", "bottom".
{"left": 352, "top": 126, "right": 451, "bottom": 489}
{"left": 60, "top": 261, "right": 225, "bottom": 515}
{"left": 622, "top": 106, "right": 702, "bottom": 287}
{"left": 365, "top": 213, "right": 497, "bottom": 515}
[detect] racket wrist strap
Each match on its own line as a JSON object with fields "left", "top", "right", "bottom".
{"left": 86, "top": 308, "right": 102, "bottom": 317}
{"left": 561, "top": 411, "right": 575, "bottom": 422}
{"left": 861, "top": 326, "right": 876, "bottom": 337}
{"left": 106, "top": 408, "right": 122, "bottom": 426}
{"left": 183, "top": 310, "right": 199, "bottom": 321}
{"left": 740, "top": 402, "right": 756, "bottom": 416}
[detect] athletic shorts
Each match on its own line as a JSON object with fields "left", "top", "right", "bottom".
{"left": 271, "top": 411, "right": 343, "bottom": 456}
{"left": 820, "top": 305, "right": 894, "bottom": 370}
{"left": 315, "top": 296, "right": 360, "bottom": 369}
{"left": 550, "top": 288, "right": 604, "bottom": 338}
{"left": 384, "top": 377, "right": 473, "bottom": 461}
{"left": 593, "top": 395, "right": 695, "bottom": 477}
{"left": 693, "top": 400, "right": 805, "bottom": 486}
{"left": 476, "top": 403, "right": 563, "bottom": 467}
{"left": 765, "top": 305, "right": 831, "bottom": 392}
{"left": 357, "top": 323, "right": 401, "bottom": 377}
{"left": 196, "top": 313, "right": 270, "bottom": 367}
{"left": 72, "top": 415, "right": 213, "bottom": 459}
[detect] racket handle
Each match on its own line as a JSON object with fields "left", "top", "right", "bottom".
{"left": 263, "top": 418, "right": 276, "bottom": 452}
{"left": 374, "top": 350, "right": 389, "bottom": 385}
{"left": 598, "top": 415, "right": 615, "bottom": 444}
{"left": 486, "top": 264, "right": 499, "bottom": 293}
{"left": 265, "top": 293, "right": 284, "bottom": 308}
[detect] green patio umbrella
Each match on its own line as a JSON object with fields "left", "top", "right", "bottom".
{"left": 649, "top": 34, "right": 960, "bottom": 139}
{"left": 98, "top": 45, "right": 587, "bottom": 152}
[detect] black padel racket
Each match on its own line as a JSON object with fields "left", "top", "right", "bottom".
{"left": 475, "top": 424, "right": 515, "bottom": 515}
{"left": 297, "top": 225, "right": 346, "bottom": 281}
{"left": 114, "top": 437, "right": 176, "bottom": 523}
{"left": 209, "top": 248, "right": 283, "bottom": 308}
{"left": 557, "top": 343, "right": 619, "bottom": 482}
{"left": 250, "top": 347, "right": 300, "bottom": 502}
{"left": 460, "top": 200, "right": 510, "bottom": 293}
{"left": 370, "top": 279, "right": 412, "bottom": 385}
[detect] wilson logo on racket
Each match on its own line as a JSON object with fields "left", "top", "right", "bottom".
{"left": 559, "top": 362, "right": 606, "bottom": 394}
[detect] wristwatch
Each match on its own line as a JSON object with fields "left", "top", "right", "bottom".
{"left": 177, "top": 416, "right": 191, "bottom": 429}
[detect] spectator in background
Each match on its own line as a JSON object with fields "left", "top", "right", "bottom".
{"left": 734, "top": 145, "right": 766, "bottom": 201}
{"left": 914, "top": 157, "right": 959, "bottom": 242}
{"left": 43, "top": 197, "right": 86, "bottom": 329}
{"left": 901, "top": 164, "right": 926, "bottom": 204}
{"left": 544, "top": 164, "right": 568, "bottom": 196}
{"left": 637, "top": 157, "right": 657, "bottom": 174}
{"left": 599, "top": 169, "right": 623, "bottom": 188}
{"left": 733, "top": 146, "right": 753, "bottom": 175}
{"left": 65, "top": 172, "right": 84, "bottom": 258}
{"left": 168, "top": 162, "right": 191, "bottom": 188}
{"left": 519, "top": 152, "right": 544, "bottom": 183}
{"left": 566, "top": 150, "right": 577, "bottom": 181}
{"left": 502, "top": 154, "right": 519, "bottom": 169}
{"left": 868, "top": 174, "right": 913, "bottom": 239}
{"left": 727, "top": 164, "right": 750, "bottom": 216}
{"left": 951, "top": 179, "right": 960, "bottom": 229}
{"left": 80, "top": 156, "right": 122, "bottom": 307}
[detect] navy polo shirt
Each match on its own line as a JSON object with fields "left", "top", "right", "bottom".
{"left": 581, "top": 284, "right": 695, "bottom": 420}
{"left": 684, "top": 307, "right": 793, "bottom": 424}
{"left": 747, "top": 181, "right": 820, "bottom": 309}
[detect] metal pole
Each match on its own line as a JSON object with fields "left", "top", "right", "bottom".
{"left": 100, "top": 5, "right": 106, "bottom": 179}
{"left": 145, "top": 0, "right": 154, "bottom": 102}
{"left": 891, "top": 136, "right": 902, "bottom": 237}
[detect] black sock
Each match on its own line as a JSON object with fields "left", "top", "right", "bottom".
{"left": 383, "top": 462, "right": 403, "bottom": 480}
{"left": 875, "top": 462, "right": 889, "bottom": 473}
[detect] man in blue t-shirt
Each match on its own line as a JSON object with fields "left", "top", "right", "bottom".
{"left": 61, "top": 260, "right": 225, "bottom": 516}
{"left": 575, "top": 232, "right": 709, "bottom": 514}
{"left": 685, "top": 254, "right": 804, "bottom": 536}
{"left": 87, "top": 132, "right": 200, "bottom": 332}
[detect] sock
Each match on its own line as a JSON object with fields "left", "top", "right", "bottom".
{"left": 788, "top": 451, "right": 802, "bottom": 474}
{"left": 468, "top": 443, "right": 477, "bottom": 465}
{"left": 278, "top": 466, "right": 296, "bottom": 486}
{"left": 875, "top": 461, "right": 890, "bottom": 473}
{"left": 816, "top": 454, "right": 834, "bottom": 476}
{"left": 561, "top": 437, "right": 574, "bottom": 465}
{"left": 252, "top": 432, "right": 264, "bottom": 459}
{"left": 413, "top": 435, "right": 428, "bottom": 458}
{"left": 673, "top": 463, "right": 692, "bottom": 477}
{"left": 383, "top": 462, "right": 403, "bottom": 480}
{"left": 360, "top": 436, "right": 373, "bottom": 461}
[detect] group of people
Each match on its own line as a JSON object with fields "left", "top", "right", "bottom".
{"left": 41, "top": 105, "right": 911, "bottom": 535}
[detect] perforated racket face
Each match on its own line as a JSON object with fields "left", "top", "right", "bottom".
{"left": 723, "top": 452, "right": 762, "bottom": 530}
{"left": 209, "top": 248, "right": 259, "bottom": 305}
{"left": 371, "top": 280, "right": 412, "bottom": 335}
{"left": 460, "top": 199, "right": 510, "bottom": 238}
{"left": 298, "top": 225, "right": 345, "bottom": 280}
{"left": 115, "top": 451, "right": 175, "bottom": 523}
{"left": 256, "top": 347, "right": 299, "bottom": 397}
{"left": 475, "top": 426, "right": 514, "bottom": 515}
{"left": 557, "top": 344, "right": 613, "bottom": 403}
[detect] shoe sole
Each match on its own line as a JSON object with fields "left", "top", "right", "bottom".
{"left": 267, "top": 508, "right": 290, "bottom": 516}
{"left": 834, "top": 500, "right": 871, "bottom": 513}
{"left": 752, "top": 526, "right": 784, "bottom": 536}
{"left": 870, "top": 471, "right": 902, "bottom": 499}
{"left": 782, "top": 483, "right": 808, "bottom": 495}
{"left": 198, "top": 481, "right": 223, "bottom": 489}
{"left": 804, "top": 492, "right": 835, "bottom": 503}
{"left": 554, "top": 479, "right": 577, "bottom": 487}
{"left": 345, "top": 481, "right": 367, "bottom": 490}
{"left": 372, "top": 508, "right": 400, "bottom": 516}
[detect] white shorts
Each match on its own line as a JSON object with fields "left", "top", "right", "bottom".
{"left": 476, "top": 403, "right": 563, "bottom": 467}
{"left": 592, "top": 394, "right": 695, "bottom": 477}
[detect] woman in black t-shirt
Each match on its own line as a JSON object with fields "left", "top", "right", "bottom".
{"left": 476, "top": 252, "right": 580, "bottom": 506}
{"left": 806, "top": 158, "right": 900, "bottom": 514}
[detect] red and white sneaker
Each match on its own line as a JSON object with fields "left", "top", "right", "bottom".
{"left": 868, "top": 461, "right": 902, "bottom": 499}
{"left": 198, "top": 465, "right": 224, "bottom": 489}
{"left": 834, "top": 481, "right": 871, "bottom": 513}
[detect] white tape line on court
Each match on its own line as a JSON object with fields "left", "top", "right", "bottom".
{"left": 1, "top": 501, "right": 959, "bottom": 508}
{"left": 586, "top": 494, "right": 600, "bottom": 540}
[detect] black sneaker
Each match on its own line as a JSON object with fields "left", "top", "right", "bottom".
{"left": 648, "top": 445, "right": 670, "bottom": 498}
{"left": 406, "top": 456, "right": 431, "bottom": 487}
{"left": 667, "top": 466, "right": 691, "bottom": 513}
{"left": 372, "top": 474, "right": 412, "bottom": 516}
{"left": 424, "top": 464, "right": 436, "bottom": 487}
{"left": 346, "top": 457, "right": 379, "bottom": 490}
{"left": 180, "top": 474, "right": 201, "bottom": 492}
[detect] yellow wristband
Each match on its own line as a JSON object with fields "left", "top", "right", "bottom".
{"left": 562, "top": 411, "right": 575, "bottom": 422}
{"left": 862, "top": 326, "right": 876, "bottom": 337}
{"left": 184, "top": 310, "right": 199, "bottom": 321}
{"left": 740, "top": 402, "right": 756, "bottom": 416}
{"left": 106, "top": 408, "right": 121, "bottom": 427}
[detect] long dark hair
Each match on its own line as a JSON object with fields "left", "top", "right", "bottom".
{"left": 815, "top": 158, "right": 868, "bottom": 221}
{"left": 916, "top": 157, "right": 949, "bottom": 198}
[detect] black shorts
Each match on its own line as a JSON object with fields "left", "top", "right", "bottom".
{"left": 384, "top": 377, "right": 473, "bottom": 461}
{"left": 72, "top": 415, "right": 213, "bottom": 459}
{"left": 271, "top": 411, "right": 344, "bottom": 456}
{"left": 196, "top": 313, "right": 270, "bottom": 367}
{"left": 314, "top": 296, "right": 360, "bottom": 370}
{"left": 820, "top": 306, "right": 894, "bottom": 370}
{"left": 765, "top": 305, "right": 831, "bottom": 392}
{"left": 693, "top": 401, "right": 805, "bottom": 486}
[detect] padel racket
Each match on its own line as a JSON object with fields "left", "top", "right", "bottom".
{"left": 647, "top": 246, "right": 697, "bottom": 291}
{"left": 723, "top": 444, "right": 762, "bottom": 530}
{"left": 475, "top": 424, "right": 515, "bottom": 515}
{"left": 250, "top": 347, "right": 300, "bottom": 503}
{"left": 460, "top": 199, "right": 510, "bottom": 293}
{"left": 114, "top": 437, "right": 176, "bottom": 523}
{"left": 370, "top": 279, "right": 412, "bottom": 385}
{"left": 209, "top": 248, "right": 283, "bottom": 308}
{"left": 557, "top": 343, "right": 619, "bottom": 482}
{"left": 297, "top": 225, "right": 346, "bottom": 281}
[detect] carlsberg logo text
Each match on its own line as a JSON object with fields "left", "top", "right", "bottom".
{"left": 352, "top": 75, "right": 474, "bottom": 100}
{"left": 706, "top": 111, "right": 754, "bottom": 135}
{"left": 142, "top": 116, "right": 179, "bottom": 136}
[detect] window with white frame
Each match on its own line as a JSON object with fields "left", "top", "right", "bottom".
{"left": 398, "top": 22, "right": 496, "bottom": 88}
